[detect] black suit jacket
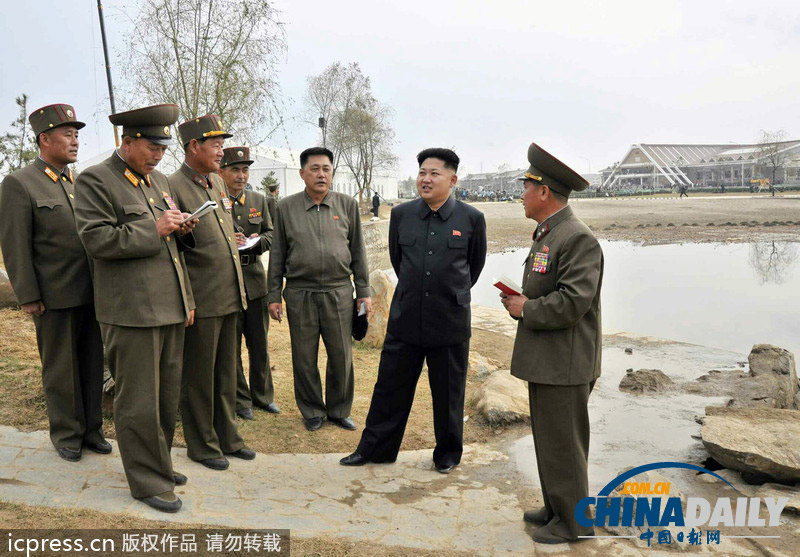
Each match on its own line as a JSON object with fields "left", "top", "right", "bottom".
{"left": 386, "top": 196, "right": 486, "bottom": 347}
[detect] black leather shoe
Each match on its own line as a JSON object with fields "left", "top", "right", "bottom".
{"left": 226, "top": 448, "right": 256, "bottom": 460}
{"left": 304, "top": 417, "right": 324, "bottom": 431}
{"left": 435, "top": 462, "right": 456, "bottom": 474}
{"left": 328, "top": 416, "right": 356, "bottom": 430}
{"left": 57, "top": 447, "right": 81, "bottom": 462}
{"left": 340, "top": 452, "right": 368, "bottom": 466}
{"left": 255, "top": 402, "right": 281, "bottom": 414}
{"left": 173, "top": 471, "right": 187, "bottom": 486}
{"left": 83, "top": 440, "right": 112, "bottom": 454}
{"left": 199, "top": 457, "right": 229, "bottom": 471}
{"left": 523, "top": 507, "right": 554, "bottom": 525}
{"left": 139, "top": 491, "right": 182, "bottom": 513}
{"left": 236, "top": 407, "right": 254, "bottom": 420}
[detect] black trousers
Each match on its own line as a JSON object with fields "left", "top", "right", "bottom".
{"left": 357, "top": 334, "right": 469, "bottom": 467}
{"left": 235, "top": 296, "right": 274, "bottom": 410}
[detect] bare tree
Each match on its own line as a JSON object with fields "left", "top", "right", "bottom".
{"left": 117, "top": 0, "right": 286, "bottom": 146}
{"left": 304, "top": 62, "right": 396, "bottom": 202}
{"left": 0, "top": 94, "right": 37, "bottom": 175}
{"left": 756, "top": 129, "right": 789, "bottom": 185}
{"left": 748, "top": 241, "right": 798, "bottom": 285}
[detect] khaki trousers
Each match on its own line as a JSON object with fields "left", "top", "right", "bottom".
{"left": 34, "top": 304, "right": 104, "bottom": 451}
{"left": 180, "top": 313, "right": 245, "bottom": 461}
{"left": 100, "top": 322, "right": 183, "bottom": 499}
{"left": 283, "top": 285, "right": 354, "bottom": 420}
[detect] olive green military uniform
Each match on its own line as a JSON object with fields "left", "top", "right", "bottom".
{"left": 73, "top": 103, "right": 196, "bottom": 499}
{"left": 266, "top": 190, "right": 277, "bottom": 228}
{"left": 510, "top": 144, "right": 603, "bottom": 542}
{"left": 0, "top": 104, "right": 105, "bottom": 454}
{"left": 267, "top": 190, "right": 369, "bottom": 420}
{"left": 221, "top": 147, "right": 276, "bottom": 412}
{"left": 168, "top": 116, "right": 249, "bottom": 461}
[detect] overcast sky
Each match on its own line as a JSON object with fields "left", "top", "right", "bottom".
{"left": 2, "top": 0, "right": 799, "bottom": 179}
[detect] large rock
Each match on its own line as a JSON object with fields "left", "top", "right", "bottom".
{"left": 468, "top": 352, "right": 500, "bottom": 379}
{"left": 471, "top": 370, "right": 529, "bottom": 426}
{"left": 701, "top": 406, "right": 800, "bottom": 484}
{"left": 360, "top": 270, "right": 394, "bottom": 348}
{"left": 619, "top": 368, "right": 673, "bottom": 394}
{"left": 0, "top": 267, "right": 18, "bottom": 309}
{"left": 687, "top": 346, "right": 799, "bottom": 409}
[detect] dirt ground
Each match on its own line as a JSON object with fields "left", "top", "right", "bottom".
{"left": 466, "top": 194, "right": 800, "bottom": 252}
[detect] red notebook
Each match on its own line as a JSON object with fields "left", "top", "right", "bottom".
{"left": 493, "top": 275, "right": 522, "bottom": 296}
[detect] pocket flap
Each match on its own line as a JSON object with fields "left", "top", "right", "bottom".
{"left": 36, "top": 198, "right": 62, "bottom": 209}
{"left": 456, "top": 290, "right": 471, "bottom": 306}
{"left": 398, "top": 235, "right": 416, "bottom": 246}
{"left": 448, "top": 236, "right": 467, "bottom": 248}
{"left": 122, "top": 204, "right": 148, "bottom": 216}
{"left": 248, "top": 216, "right": 264, "bottom": 224}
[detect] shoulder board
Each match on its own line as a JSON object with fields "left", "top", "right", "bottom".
{"left": 124, "top": 168, "right": 140, "bottom": 187}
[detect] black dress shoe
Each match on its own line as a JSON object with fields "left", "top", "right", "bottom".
{"left": 435, "top": 462, "right": 456, "bottom": 474}
{"left": 173, "top": 471, "right": 187, "bottom": 486}
{"left": 328, "top": 416, "right": 356, "bottom": 430}
{"left": 304, "top": 417, "right": 324, "bottom": 431}
{"left": 139, "top": 491, "right": 182, "bottom": 513}
{"left": 226, "top": 448, "right": 256, "bottom": 460}
{"left": 255, "top": 402, "right": 281, "bottom": 414}
{"left": 199, "top": 457, "right": 229, "bottom": 470}
{"left": 532, "top": 523, "right": 588, "bottom": 544}
{"left": 57, "top": 447, "right": 81, "bottom": 462}
{"left": 339, "top": 452, "right": 368, "bottom": 466}
{"left": 523, "top": 507, "right": 554, "bottom": 525}
{"left": 236, "top": 407, "right": 254, "bottom": 420}
{"left": 83, "top": 440, "right": 112, "bottom": 454}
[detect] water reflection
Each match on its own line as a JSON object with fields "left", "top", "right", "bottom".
{"left": 748, "top": 241, "right": 799, "bottom": 285}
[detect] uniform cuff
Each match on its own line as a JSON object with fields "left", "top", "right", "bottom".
{"left": 355, "top": 286, "right": 372, "bottom": 299}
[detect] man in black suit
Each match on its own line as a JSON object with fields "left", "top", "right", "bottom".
{"left": 341, "top": 148, "right": 487, "bottom": 473}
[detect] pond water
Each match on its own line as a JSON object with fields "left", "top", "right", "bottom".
{"left": 471, "top": 241, "right": 800, "bottom": 360}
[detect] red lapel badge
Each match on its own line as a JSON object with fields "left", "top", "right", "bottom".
{"left": 452, "top": 230, "right": 461, "bottom": 236}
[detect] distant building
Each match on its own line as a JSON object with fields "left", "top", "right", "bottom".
{"left": 601, "top": 141, "right": 800, "bottom": 190}
{"left": 460, "top": 168, "right": 526, "bottom": 195}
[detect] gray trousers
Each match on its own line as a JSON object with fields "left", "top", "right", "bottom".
{"left": 34, "top": 304, "right": 104, "bottom": 451}
{"left": 180, "top": 313, "right": 245, "bottom": 461}
{"left": 528, "top": 380, "right": 596, "bottom": 539}
{"left": 101, "top": 322, "right": 183, "bottom": 499}
{"left": 283, "top": 285, "right": 354, "bottom": 420}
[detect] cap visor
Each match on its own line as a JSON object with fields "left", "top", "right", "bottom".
{"left": 52, "top": 121, "right": 86, "bottom": 131}
{"left": 145, "top": 137, "right": 174, "bottom": 146}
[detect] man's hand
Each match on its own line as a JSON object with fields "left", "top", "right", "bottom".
{"left": 357, "top": 297, "right": 372, "bottom": 318}
{"left": 501, "top": 293, "right": 528, "bottom": 318}
{"left": 156, "top": 209, "right": 184, "bottom": 237}
{"left": 177, "top": 214, "right": 198, "bottom": 236}
{"left": 268, "top": 303, "right": 282, "bottom": 322}
{"left": 235, "top": 232, "right": 247, "bottom": 246}
{"left": 21, "top": 301, "right": 45, "bottom": 316}
{"left": 185, "top": 309, "right": 195, "bottom": 327}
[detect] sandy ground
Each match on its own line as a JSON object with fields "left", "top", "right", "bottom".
{"left": 461, "top": 194, "right": 800, "bottom": 252}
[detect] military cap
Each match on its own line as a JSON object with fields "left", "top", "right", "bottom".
{"left": 178, "top": 114, "right": 232, "bottom": 146}
{"left": 221, "top": 146, "right": 254, "bottom": 168}
{"left": 29, "top": 104, "right": 85, "bottom": 136}
{"left": 109, "top": 104, "right": 179, "bottom": 145}
{"left": 267, "top": 183, "right": 278, "bottom": 192}
{"left": 518, "top": 143, "right": 589, "bottom": 197}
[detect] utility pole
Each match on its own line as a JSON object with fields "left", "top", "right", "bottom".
{"left": 96, "top": 1, "right": 119, "bottom": 147}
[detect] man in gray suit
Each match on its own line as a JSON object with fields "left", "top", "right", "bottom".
{"left": 501, "top": 143, "right": 603, "bottom": 545}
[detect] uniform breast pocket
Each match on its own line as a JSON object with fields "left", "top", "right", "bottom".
{"left": 398, "top": 235, "right": 416, "bottom": 247}
{"left": 448, "top": 236, "right": 468, "bottom": 249}
{"left": 248, "top": 216, "right": 263, "bottom": 225}
{"left": 122, "top": 204, "right": 149, "bottom": 222}
{"left": 36, "top": 198, "right": 63, "bottom": 211}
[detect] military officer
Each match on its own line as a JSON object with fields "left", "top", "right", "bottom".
{"left": 217, "top": 146, "right": 280, "bottom": 419}
{"left": 341, "top": 148, "right": 486, "bottom": 473}
{"left": 267, "top": 147, "right": 371, "bottom": 431}
{"left": 266, "top": 182, "right": 278, "bottom": 227}
{"left": 0, "top": 103, "right": 108, "bottom": 462}
{"left": 168, "top": 115, "right": 255, "bottom": 470}
{"left": 500, "top": 143, "right": 603, "bottom": 544}
{"left": 73, "top": 104, "right": 197, "bottom": 513}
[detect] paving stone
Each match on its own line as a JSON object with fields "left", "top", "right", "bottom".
{"left": 0, "top": 445, "right": 21, "bottom": 465}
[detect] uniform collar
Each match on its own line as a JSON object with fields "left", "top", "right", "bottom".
{"left": 418, "top": 195, "right": 455, "bottom": 221}
{"left": 180, "top": 162, "right": 212, "bottom": 189}
{"left": 303, "top": 189, "right": 331, "bottom": 210}
{"left": 230, "top": 191, "right": 246, "bottom": 205}
{"left": 534, "top": 205, "right": 572, "bottom": 241}
{"left": 35, "top": 157, "right": 73, "bottom": 183}
{"left": 110, "top": 151, "right": 151, "bottom": 188}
